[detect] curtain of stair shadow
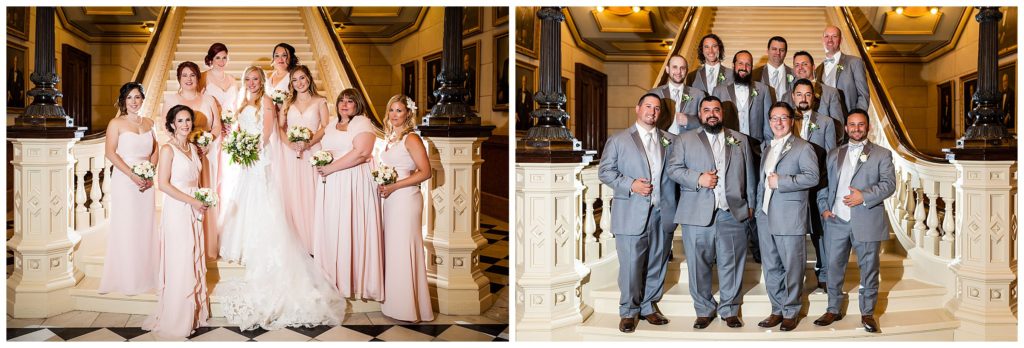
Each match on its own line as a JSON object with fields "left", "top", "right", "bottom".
{"left": 418, "top": 7, "right": 496, "bottom": 315}
{"left": 515, "top": 7, "right": 597, "bottom": 340}
{"left": 7, "top": 6, "right": 88, "bottom": 318}
{"left": 943, "top": 7, "right": 1018, "bottom": 341}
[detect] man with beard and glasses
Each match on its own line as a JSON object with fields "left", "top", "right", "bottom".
{"left": 816, "top": 26, "right": 870, "bottom": 113}
{"left": 688, "top": 34, "right": 734, "bottom": 95}
{"left": 713, "top": 50, "right": 773, "bottom": 146}
{"left": 754, "top": 102, "right": 820, "bottom": 332}
{"left": 650, "top": 55, "right": 705, "bottom": 134}
{"left": 598, "top": 94, "right": 680, "bottom": 333}
{"left": 752, "top": 36, "right": 794, "bottom": 102}
{"left": 813, "top": 109, "right": 895, "bottom": 334}
{"left": 666, "top": 96, "right": 756, "bottom": 330}
{"left": 790, "top": 78, "right": 837, "bottom": 292}
{"left": 787, "top": 51, "right": 845, "bottom": 134}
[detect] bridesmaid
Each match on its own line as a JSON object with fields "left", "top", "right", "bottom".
{"left": 378, "top": 95, "right": 434, "bottom": 322}
{"left": 201, "top": 43, "right": 239, "bottom": 115}
{"left": 266, "top": 43, "right": 298, "bottom": 95}
{"left": 99, "top": 82, "right": 159, "bottom": 295}
{"left": 162, "top": 61, "right": 223, "bottom": 261}
{"left": 142, "top": 105, "right": 210, "bottom": 339}
{"left": 314, "top": 88, "right": 384, "bottom": 301}
{"left": 280, "top": 65, "right": 329, "bottom": 254}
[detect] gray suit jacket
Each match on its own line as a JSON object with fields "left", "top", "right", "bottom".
{"left": 753, "top": 64, "right": 794, "bottom": 100}
{"left": 598, "top": 126, "right": 680, "bottom": 236}
{"left": 756, "top": 136, "right": 820, "bottom": 235}
{"left": 688, "top": 65, "right": 735, "bottom": 95}
{"left": 814, "top": 53, "right": 870, "bottom": 112}
{"left": 782, "top": 82, "right": 845, "bottom": 126}
{"left": 666, "top": 128, "right": 757, "bottom": 226}
{"left": 800, "top": 112, "right": 838, "bottom": 156}
{"left": 816, "top": 142, "right": 896, "bottom": 242}
{"left": 712, "top": 81, "right": 773, "bottom": 143}
{"left": 649, "top": 84, "right": 705, "bottom": 133}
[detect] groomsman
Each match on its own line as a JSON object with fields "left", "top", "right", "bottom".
{"left": 813, "top": 109, "right": 896, "bottom": 333}
{"left": 713, "top": 50, "right": 773, "bottom": 145}
{"left": 598, "top": 94, "right": 679, "bottom": 333}
{"left": 752, "top": 36, "right": 794, "bottom": 102}
{"left": 650, "top": 55, "right": 705, "bottom": 134}
{"left": 666, "top": 96, "right": 756, "bottom": 329}
{"left": 815, "top": 26, "right": 870, "bottom": 112}
{"left": 688, "top": 34, "right": 734, "bottom": 95}
{"left": 791, "top": 78, "right": 837, "bottom": 290}
{"left": 788, "top": 51, "right": 845, "bottom": 127}
{"left": 755, "top": 102, "right": 819, "bottom": 331}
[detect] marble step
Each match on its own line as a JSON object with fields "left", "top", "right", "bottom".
{"left": 177, "top": 36, "right": 313, "bottom": 46}
{"left": 575, "top": 309, "right": 958, "bottom": 340}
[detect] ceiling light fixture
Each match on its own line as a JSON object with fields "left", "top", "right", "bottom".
{"left": 632, "top": 6, "right": 641, "bottom": 13}
{"left": 895, "top": 7, "right": 904, "bottom": 15}
{"left": 930, "top": 7, "right": 939, "bottom": 15}
{"left": 597, "top": 6, "right": 605, "bottom": 13}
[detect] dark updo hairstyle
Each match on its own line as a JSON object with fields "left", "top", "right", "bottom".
{"left": 116, "top": 82, "right": 145, "bottom": 116}
{"left": 204, "top": 42, "right": 228, "bottom": 66}
{"left": 176, "top": 61, "right": 201, "bottom": 81}
{"left": 272, "top": 43, "right": 299, "bottom": 71}
{"left": 165, "top": 104, "right": 196, "bottom": 133}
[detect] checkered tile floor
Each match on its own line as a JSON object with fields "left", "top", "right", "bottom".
{"left": 7, "top": 216, "right": 509, "bottom": 342}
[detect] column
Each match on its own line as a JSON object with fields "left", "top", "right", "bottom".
{"left": 955, "top": 7, "right": 1015, "bottom": 147}
{"left": 15, "top": 7, "right": 72, "bottom": 128}
{"left": 419, "top": 7, "right": 496, "bottom": 315}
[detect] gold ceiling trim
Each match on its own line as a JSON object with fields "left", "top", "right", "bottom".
{"left": 881, "top": 10, "right": 942, "bottom": 35}
{"left": 349, "top": 7, "right": 403, "bottom": 18}
{"left": 56, "top": 7, "right": 152, "bottom": 44}
{"left": 868, "top": 8, "right": 972, "bottom": 63}
{"left": 591, "top": 9, "right": 655, "bottom": 33}
{"left": 338, "top": 7, "right": 428, "bottom": 44}
{"left": 83, "top": 7, "right": 134, "bottom": 16}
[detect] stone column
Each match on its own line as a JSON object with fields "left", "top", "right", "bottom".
{"left": 515, "top": 7, "right": 597, "bottom": 340}
{"left": 16, "top": 7, "right": 72, "bottom": 128}
{"left": 419, "top": 7, "right": 496, "bottom": 315}
{"left": 956, "top": 7, "right": 1015, "bottom": 148}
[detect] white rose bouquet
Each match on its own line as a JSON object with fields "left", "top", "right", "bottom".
{"left": 222, "top": 129, "right": 261, "bottom": 167}
{"left": 221, "top": 109, "right": 236, "bottom": 128}
{"left": 309, "top": 150, "right": 334, "bottom": 183}
{"left": 192, "top": 131, "right": 214, "bottom": 148}
{"left": 193, "top": 188, "right": 218, "bottom": 222}
{"left": 130, "top": 161, "right": 156, "bottom": 192}
{"left": 287, "top": 126, "right": 313, "bottom": 158}
{"left": 372, "top": 164, "right": 398, "bottom": 186}
{"left": 271, "top": 89, "right": 288, "bottom": 105}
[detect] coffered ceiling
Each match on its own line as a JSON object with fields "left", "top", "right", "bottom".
{"left": 325, "top": 7, "right": 427, "bottom": 44}
{"left": 562, "top": 7, "right": 687, "bottom": 62}
{"left": 57, "top": 7, "right": 162, "bottom": 43}
{"left": 852, "top": 7, "right": 976, "bottom": 62}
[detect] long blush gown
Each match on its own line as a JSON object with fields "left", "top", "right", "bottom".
{"left": 98, "top": 129, "right": 158, "bottom": 295}
{"left": 203, "top": 73, "right": 240, "bottom": 207}
{"left": 314, "top": 115, "right": 385, "bottom": 301}
{"left": 163, "top": 93, "right": 221, "bottom": 258}
{"left": 280, "top": 100, "right": 323, "bottom": 254}
{"left": 379, "top": 134, "right": 434, "bottom": 322}
{"left": 142, "top": 143, "right": 209, "bottom": 339}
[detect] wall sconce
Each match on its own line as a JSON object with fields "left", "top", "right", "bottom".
{"left": 333, "top": 22, "right": 345, "bottom": 33}
{"left": 930, "top": 7, "right": 939, "bottom": 15}
{"left": 893, "top": 6, "right": 937, "bottom": 18}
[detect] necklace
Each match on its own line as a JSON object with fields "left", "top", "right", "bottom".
{"left": 125, "top": 114, "right": 145, "bottom": 133}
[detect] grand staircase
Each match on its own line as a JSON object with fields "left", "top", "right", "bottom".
{"left": 709, "top": 7, "right": 829, "bottom": 65}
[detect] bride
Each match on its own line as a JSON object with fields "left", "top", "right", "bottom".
{"left": 217, "top": 65, "right": 345, "bottom": 330}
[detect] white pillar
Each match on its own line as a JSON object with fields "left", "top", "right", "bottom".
{"left": 7, "top": 137, "right": 86, "bottom": 318}
{"left": 950, "top": 159, "right": 1017, "bottom": 341}
{"left": 422, "top": 135, "right": 495, "bottom": 315}
{"left": 515, "top": 161, "right": 593, "bottom": 340}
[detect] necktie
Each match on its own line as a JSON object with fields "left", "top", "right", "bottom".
{"left": 761, "top": 138, "right": 785, "bottom": 214}
{"left": 771, "top": 70, "right": 784, "bottom": 100}
{"left": 711, "top": 134, "right": 727, "bottom": 209}
{"left": 672, "top": 88, "right": 683, "bottom": 113}
{"left": 645, "top": 132, "right": 661, "bottom": 206}
{"left": 707, "top": 67, "right": 717, "bottom": 90}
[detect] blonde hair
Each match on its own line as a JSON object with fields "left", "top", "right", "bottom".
{"left": 383, "top": 94, "right": 417, "bottom": 143}
{"left": 281, "top": 65, "right": 321, "bottom": 116}
{"left": 238, "top": 65, "right": 266, "bottom": 113}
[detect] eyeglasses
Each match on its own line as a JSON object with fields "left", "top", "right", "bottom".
{"left": 769, "top": 116, "right": 792, "bottom": 123}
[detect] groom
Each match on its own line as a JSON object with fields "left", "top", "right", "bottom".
{"left": 598, "top": 93, "right": 679, "bottom": 333}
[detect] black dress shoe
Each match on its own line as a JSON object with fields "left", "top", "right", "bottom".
{"left": 861, "top": 315, "right": 879, "bottom": 333}
{"left": 693, "top": 316, "right": 713, "bottom": 329}
{"left": 758, "top": 314, "right": 783, "bottom": 328}
{"left": 643, "top": 311, "right": 669, "bottom": 325}
{"left": 818, "top": 282, "right": 827, "bottom": 292}
{"left": 722, "top": 316, "right": 743, "bottom": 328}
{"left": 619, "top": 316, "right": 638, "bottom": 333}
{"left": 813, "top": 312, "right": 843, "bottom": 326}
{"left": 779, "top": 317, "right": 798, "bottom": 331}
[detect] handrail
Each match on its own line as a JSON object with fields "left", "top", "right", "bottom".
{"left": 652, "top": 7, "right": 698, "bottom": 88}
{"left": 131, "top": 7, "right": 172, "bottom": 84}
{"left": 315, "top": 7, "right": 381, "bottom": 127}
{"left": 136, "top": 7, "right": 186, "bottom": 130}
{"left": 836, "top": 7, "right": 947, "bottom": 163}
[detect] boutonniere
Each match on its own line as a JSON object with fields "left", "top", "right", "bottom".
{"left": 682, "top": 93, "right": 692, "bottom": 102}
{"left": 751, "top": 88, "right": 759, "bottom": 97}
{"left": 660, "top": 136, "right": 671, "bottom": 148}
{"left": 808, "top": 122, "right": 820, "bottom": 132}
{"left": 782, "top": 143, "right": 792, "bottom": 153}
{"left": 836, "top": 64, "right": 845, "bottom": 72}
{"left": 718, "top": 72, "right": 726, "bottom": 82}
{"left": 725, "top": 135, "right": 741, "bottom": 147}
{"left": 787, "top": 74, "right": 794, "bottom": 83}
{"left": 859, "top": 152, "right": 869, "bottom": 163}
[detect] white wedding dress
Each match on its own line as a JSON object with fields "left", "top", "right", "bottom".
{"left": 217, "top": 103, "right": 345, "bottom": 330}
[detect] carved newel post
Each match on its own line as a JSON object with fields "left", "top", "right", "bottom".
{"left": 942, "top": 7, "right": 1018, "bottom": 341}
{"left": 7, "top": 7, "right": 87, "bottom": 318}
{"left": 418, "top": 7, "right": 496, "bottom": 315}
{"left": 515, "top": 7, "right": 596, "bottom": 340}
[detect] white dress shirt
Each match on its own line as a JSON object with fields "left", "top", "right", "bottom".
{"left": 703, "top": 130, "right": 729, "bottom": 210}
{"left": 706, "top": 64, "right": 721, "bottom": 91}
{"left": 822, "top": 51, "right": 842, "bottom": 88}
{"left": 767, "top": 63, "right": 787, "bottom": 100}
{"left": 761, "top": 133, "right": 792, "bottom": 213}
{"left": 637, "top": 123, "right": 662, "bottom": 207}
{"left": 833, "top": 140, "right": 866, "bottom": 221}
{"left": 734, "top": 84, "right": 750, "bottom": 135}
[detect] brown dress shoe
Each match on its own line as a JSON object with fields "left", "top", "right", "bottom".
{"left": 861, "top": 315, "right": 879, "bottom": 333}
{"left": 643, "top": 311, "right": 670, "bottom": 325}
{"left": 722, "top": 316, "right": 743, "bottom": 328}
{"left": 813, "top": 312, "right": 843, "bottom": 326}
{"left": 758, "top": 314, "right": 783, "bottom": 328}
{"left": 779, "top": 317, "right": 798, "bottom": 331}
{"left": 818, "top": 282, "right": 827, "bottom": 292}
{"left": 693, "top": 316, "right": 713, "bottom": 329}
{"left": 619, "top": 316, "right": 638, "bottom": 333}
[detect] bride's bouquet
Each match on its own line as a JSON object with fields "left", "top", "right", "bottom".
{"left": 310, "top": 150, "right": 334, "bottom": 183}
{"left": 193, "top": 188, "right": 218, "bottom": 222}
{"left": 222, "top": 129, "right": 261, "bottom": 167}
{"left": 130, "top": 161, "right": 156, "bottom": 192}
{"left": 287, "top": 126, "right": 313, "bottom": 158}
{"left": 192, "top": 131, "right": 214, "bottom": 148}
{"left": 371, "top": 163, "right": 398, "bottom": 186}
{"left": 221, "top": 109, "right": 237, "bottom": 129}
{"left": 271, "top": 89, "right": 288, "bottom": 105}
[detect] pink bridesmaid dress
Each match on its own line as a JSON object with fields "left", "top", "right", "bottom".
{"left": 280, "top": 100, "right": 323, "bottom": 254}
{"left": 98, "top": 129, "right": 158, "bottom": 295}
{"left": 143, "top": 143, "right": 209, "bottom": 339}
{"left": 163, "top": 93, "right": 221, "bottom": 258}
{"left": 379, "top": 134, "right": 434, "bottom": 322}
{"left": 313, "top": 115, "right": 385, "bottom": 301}
{"left": 204, "top": 73, "right": 240, "bottom": 207}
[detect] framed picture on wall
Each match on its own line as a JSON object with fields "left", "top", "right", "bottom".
{"left": 998, "top": 7, "right": 1017, "bottom": 57}
{"left": 401, "top": 60, "right": 417, "bottom": 113}
{"left": 515, "top": 60, "right": 536, "bottom": 131}
{"left": 961, "top": 72, "right": 978, "bottom": 131}
{"left": 561, "top": 76, "right": 570, "bottom": 109}
{"left": 7, "top": 42, "right": 28, "bottom": 112}
{"left": 494, "top": 7, "right": 509, "bottom": 26}
{"left": 424, "top": 51, "right": 442, "bottom": 112}
{"left": 493, "top": 31, "right": 509, "bottom": 111}
{"left": 463, "top": 7, "right": 483, "bottom": 38}
{"left": 7, "top": 7, "right": 29, "bottom": 41}
{"left": 998, "top": 62, "right": 1016, "bottom": 133}
{"left": 462, "top": 41, "right": 481, "bottom": 111}
{"left": 936, "top": 80, "right": 954, "bottom": 139}
{"left": 515, "top": 7, "right": 539, "bottom": 59}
